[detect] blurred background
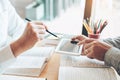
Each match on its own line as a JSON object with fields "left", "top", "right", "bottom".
{"left": 9, "top": 0, "right": 120, "bottom": 38}
{"left": 10, "top": 0, "right": 85, "bottom": 35}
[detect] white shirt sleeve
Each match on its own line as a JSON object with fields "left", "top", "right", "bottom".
{"left": 0, "top": 0, "right": 25, "bottom": 74}
{"left": 0, "top": 45, "right": 16, "bottom": 74}
{"left": 7, "top": 0, "right": 27, "bottom": 40}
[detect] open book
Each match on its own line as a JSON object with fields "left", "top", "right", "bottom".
{"left": 3, "top": 47, "right": 55, "bottom": 77}
{"left": 0, "top": 75, "right": 46, "bottom": 80}
{"left": 59, "top": 55, "right": 119, "bottom": 80}
{"left": 60, "top": 55, "right": 109, "bottom": 68}
{"left": 58, "top": 66, "right": 118, "bottom": 80}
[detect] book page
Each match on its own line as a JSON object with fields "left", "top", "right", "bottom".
{"left": 3, "top": 56, "right": 47, "bottom": 76}
{"left": 3, "top": 47, "right": 55, "bottom": 77}
{"left": 9, "top": 56, "right": 46, "bottom": 68}
{"left": 20, "top": 47, "right": 55, "bottom": 61}
{"left": 58, "top": 67, "right": 117, "bottom": 80}
{"left": 0, "top": 75, "right": 45, "bottom": 80}
{"left": 60, "top": 55, "right": 108, "bottom": 68}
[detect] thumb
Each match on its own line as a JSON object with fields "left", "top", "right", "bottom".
{"left": 86, "top": 53, "right": 94, "bottom": 59}
{"left": 85, "top": 38, "right": 96, "bottom": 43}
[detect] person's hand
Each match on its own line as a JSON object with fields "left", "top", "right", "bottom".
{"left": 80, "top": 38, "right": 112, "bottom": 61}
{"left": 71, "top": 35, "right": 88, "bottom": 54}
{"left": 11, "top": 21, "right": 47, "bottom": 57}
{"left": 71, "top": 35, "right": 88, "bottom": 41}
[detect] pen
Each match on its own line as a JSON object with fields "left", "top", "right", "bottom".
{"left": 70, "top": 40, "right": 79, "bottom": 44}
{"left": 25, "top": 18, "right": 59, "bottom": 38}
{"left": 46, "top": 29, "right": 58, "bottom": 38}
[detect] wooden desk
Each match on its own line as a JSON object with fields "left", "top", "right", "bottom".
{"left": 39, "top": 54, "right": 120, "bottom": 80}
{"left": 36, "top": 42, "right": 120, "bottom": 80}
{"left": 39, "top": 54, "right": 60, "bottom": 80}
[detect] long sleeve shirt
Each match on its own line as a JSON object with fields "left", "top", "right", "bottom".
{"left": 0, "top": 0, "right": 26, "bottom": 73}
{"left": 104, "top": 36, "right": 120, "bottom": 75}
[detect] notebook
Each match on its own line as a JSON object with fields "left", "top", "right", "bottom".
{"left": 3, "top": 47, "right": 55, "bottom": 77}
{"left": 58, "top": 66, "right": 118, "bottom": 80}
{"left": 0, "top": 75, "right": 46, "bottom": 80}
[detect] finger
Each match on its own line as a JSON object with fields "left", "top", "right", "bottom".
{"left": 33, "top": 25, "right": 46, "bottom": 29}
{"left": 78, "top": 38, "right": 95, "bottom": 46}
{"left": 38, "top": 34, "right": 44, "bottom": 40}
{"left": 34, "top": 29, "right": 46, "bottom": 34}
{"left": 85, "top": 49, "right": 89, "bottom": 55}
{"left": 35, "top": 32, "right": 45, "bottom": 40}
{"left": 71, "top": 35, "right": 79, "bottom": 40}
{"left": 42, "top": 24, "right": 48, "bottom": 30}
{"left": 30, "top": 22, "right": 46, "bottom": 29}
{"left": 38, "top": 30, "right": 46, "bottom": 34}
{"left": 82, "top": 45, "right": 92, "bottom": 55}
{"left": 84, "top": 38, "right": 96, "bottom": 43}
{"left": 84, "top": 42, "right": 93, "bottom": 50}
{"left": 77, "top": 39, "right": 86, "bottom": 45}
{"left": 83, "top": 48, "right": 90, "bottom": 55}
{"left": 32, "top": 21, "right": 43, "bottom": 25}
{"left": 72, "top": 35, "right": 86, "bottom": 41}
{"left": 33, "top": 21, "right": 48, "bottom": 30}
{"left": 86, "top": 53, "right": 94, "bottom": 59}
{"left": 85, "top": 45, "right": 94, "bottom": 59}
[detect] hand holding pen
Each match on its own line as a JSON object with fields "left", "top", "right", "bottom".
{"left": 12, "top": 19, "right": 47, "bottom": 56}
{"left": 25, "top": 18, "right": 59, "bottom": 38}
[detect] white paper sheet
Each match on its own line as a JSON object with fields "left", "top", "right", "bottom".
{"left": 0, "top": 75, "right": 45, "bottom": 80}
{"left": 9, "top": 56, "right": 46, "bottom": 68}
{"left": 60, "top": 55, "right": 109, "bottom": 68}
{"left": 58, "top": 67, "right": 117, "bottom": 80}
{"left": 20, "top": 47, "right": 55, "bottom": 61}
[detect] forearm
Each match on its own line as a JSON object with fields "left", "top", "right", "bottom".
{"left": 104, "top": 47, "right": 120, "bottom": 75}
{"left": 103, "top": 36, "right": 120, "bottom": 49}
{"left": 10, "top": 40, "right": 22, "bottom": 57}
{"left": 10, "top": 37, "right": 32, "bottom": 57}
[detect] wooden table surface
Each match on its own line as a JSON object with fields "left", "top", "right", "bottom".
{"left": 39, "top": 54, "right": 60, "bottom": 80}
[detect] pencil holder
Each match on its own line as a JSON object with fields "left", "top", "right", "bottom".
{"left": 88, "top": 33, "right": 100, "bottom": 39}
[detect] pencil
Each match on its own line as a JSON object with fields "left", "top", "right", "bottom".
{"left": 83, "top": 20, "right": 93, "bottom": 34}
